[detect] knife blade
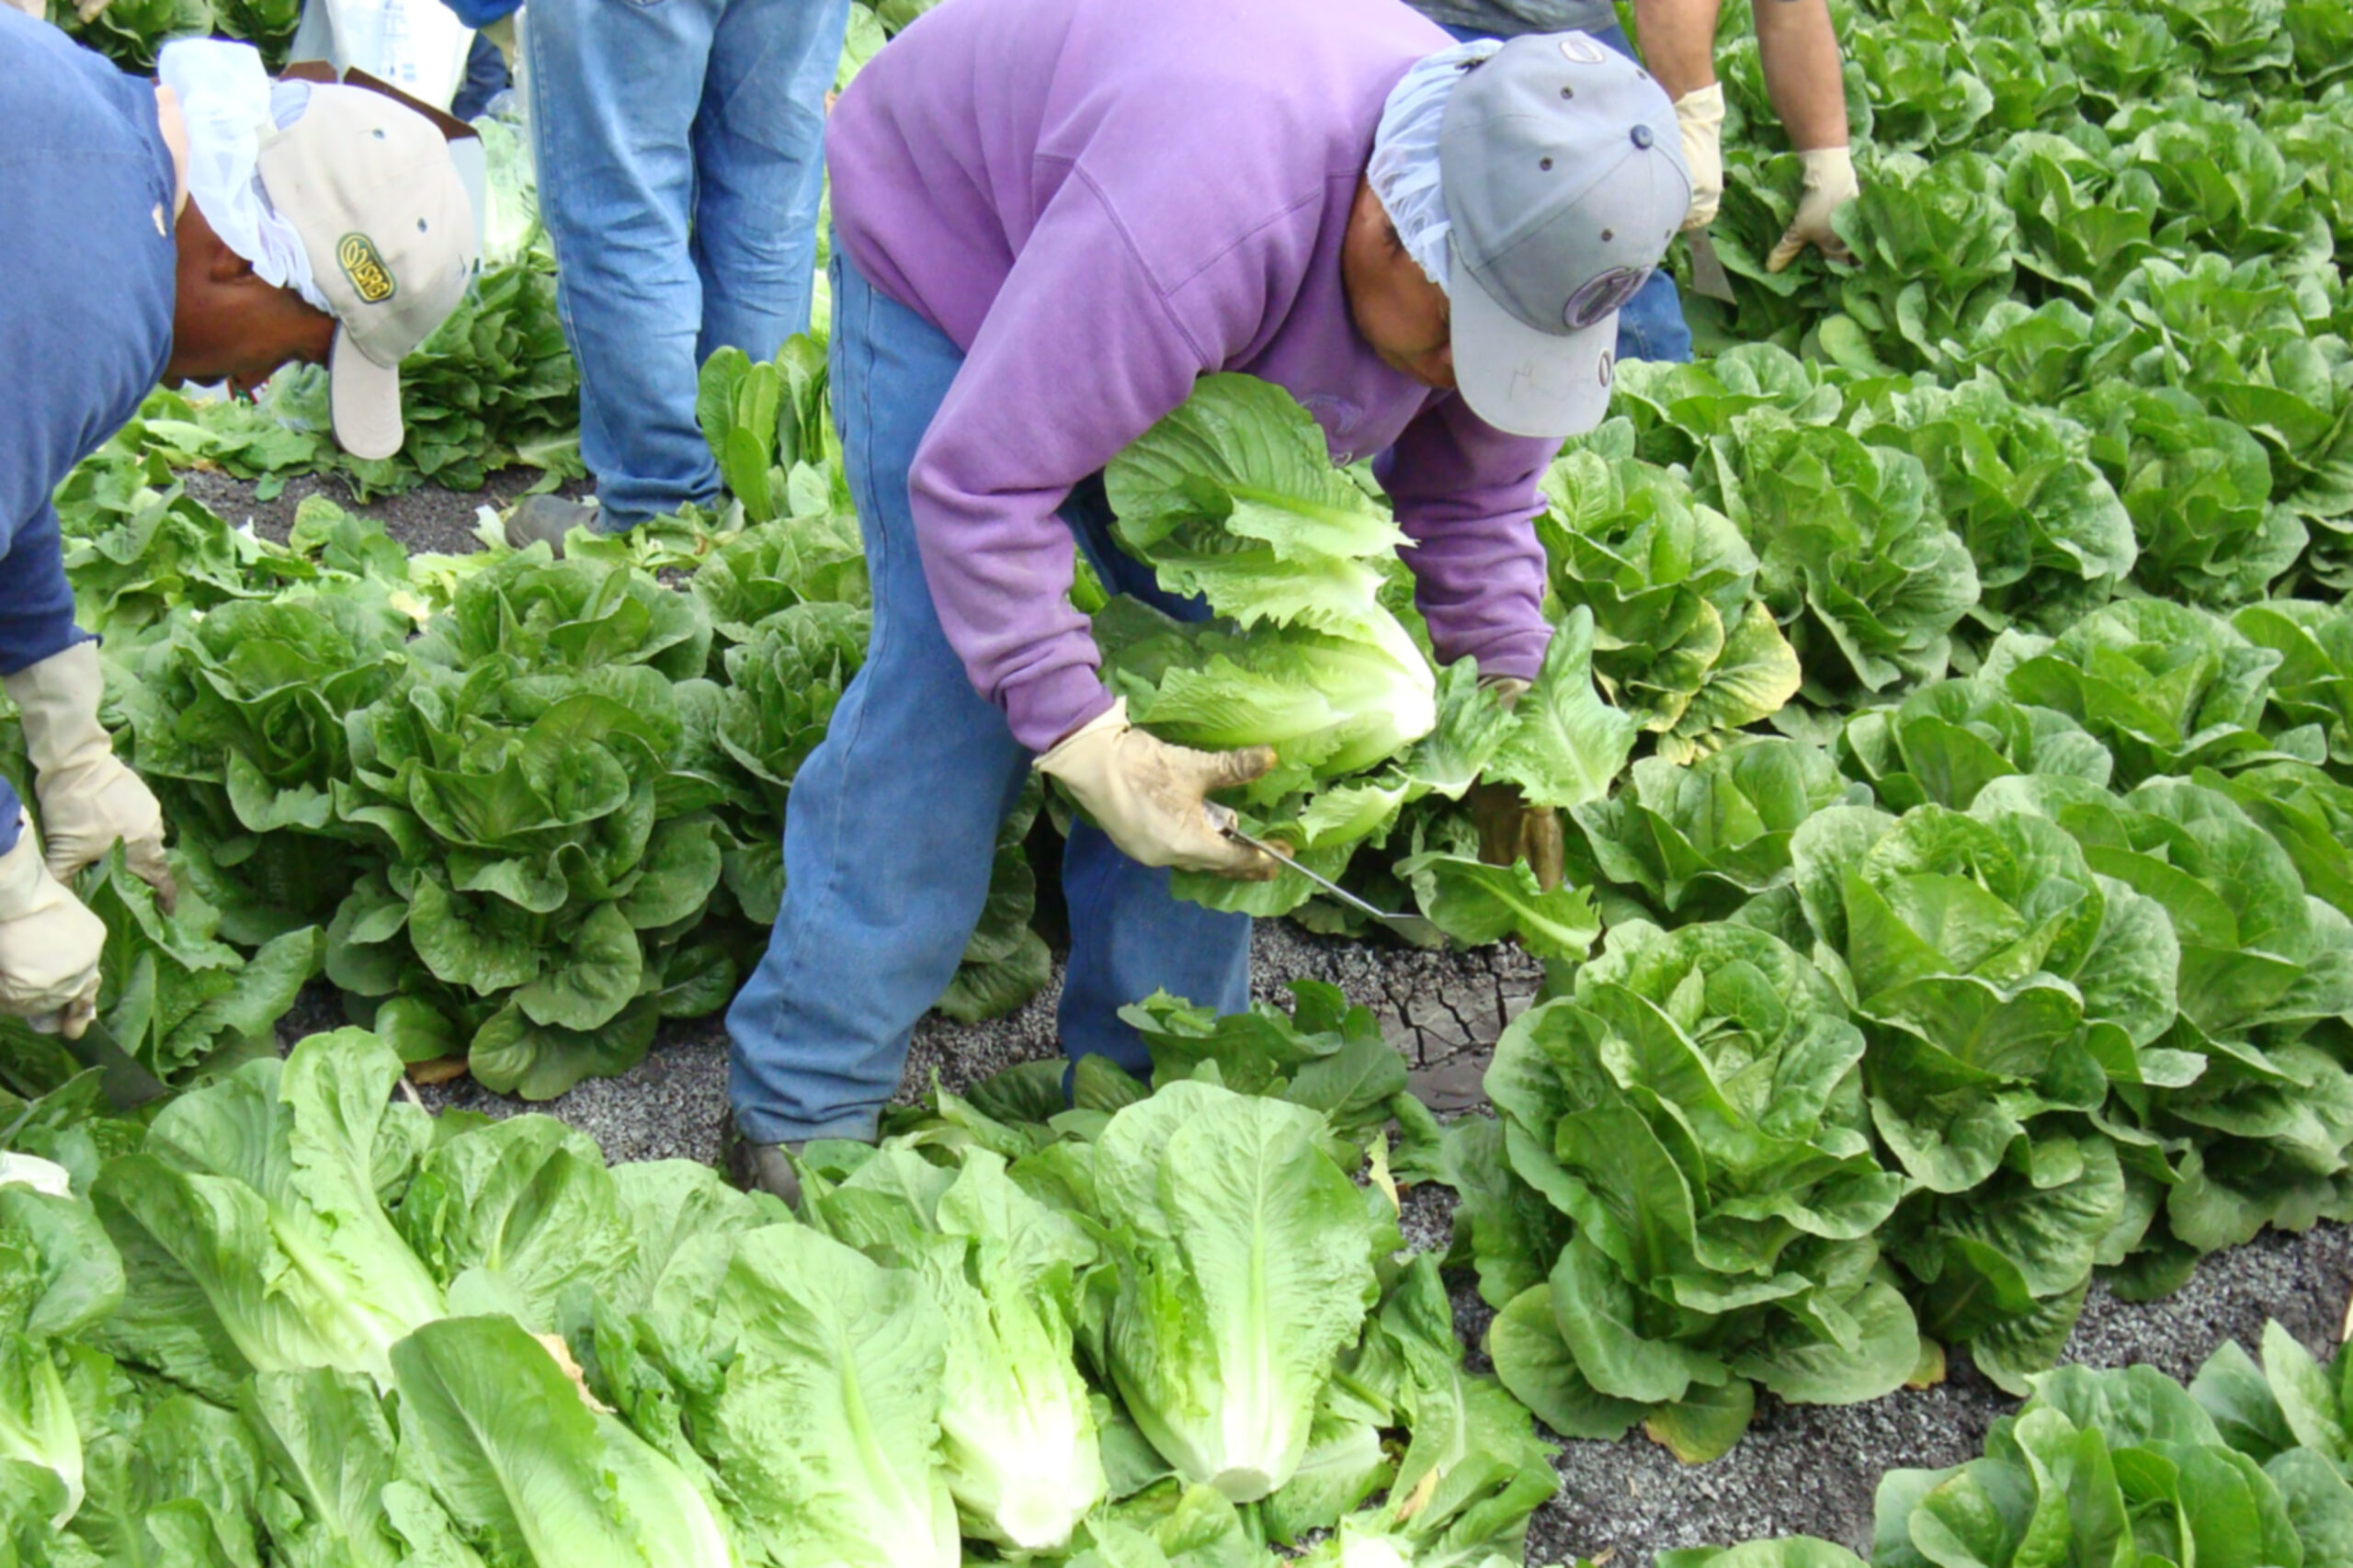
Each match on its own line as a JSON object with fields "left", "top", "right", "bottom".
{"left": 1687, "top": 229, "right": 1736, "bottom": 303}
{"left": 1222, "top": 825, "right": 1448, "bottom": 948}
{"left": 50, "top": 1016, "right": 170, "bottom": 1109}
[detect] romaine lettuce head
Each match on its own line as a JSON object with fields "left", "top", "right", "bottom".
{"left": 804, "top": 1146, "right": 1106, "bottom": 1553}
{"left": 1991, "top": 597, "right": 2319, "bottom": 786}
{"left": 1984, "top": 776, "right": 2353, "bottom": 1268}
{"left": 1574, "top": 738, "right": 1865, "bottom": 923}
{"left": 636, "top": 1221, "right": 960, "bottom": 1568}
{"left": 1849, "top": 375, "right": 2134, "bottom": 641}
{"left": 1704, "top": 415, "right": 1978, "bottom": 698}
{"left": 1776, "top": 800, "right": 2181, "bottom": 1387}
{"left": 88, "top": 1029, "right": 444, "bottom": 1402}
{"left": 1537, "top": 423, "right": 1799, "bottom": 756}
{"left": 1477, "top": 921, "right": 1915, "bottom": 1459}
{"left": 1086, "top": 1080, "right": 1384, "bottom": 1503}
{"left": 1835, "top": 676, "right": 2114, "bottom": 814}
{"left": 392, "top": 1314, "right": 739, "bottom": 1568}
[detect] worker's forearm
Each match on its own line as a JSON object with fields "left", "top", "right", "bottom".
{"left": 1630, "top": 0, "right": 1722, "bottom": 101}
{"left": 1753, "top": 0, "right": 1850, "bottom": 151}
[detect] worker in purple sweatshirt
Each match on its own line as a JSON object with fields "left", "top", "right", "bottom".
{"left": 722, "top": 0, "right": 1690, "bottom": 1198}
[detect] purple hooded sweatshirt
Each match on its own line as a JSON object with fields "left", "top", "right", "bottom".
{"left": 828, "top": 0, "right": 1560, "bottom": 755}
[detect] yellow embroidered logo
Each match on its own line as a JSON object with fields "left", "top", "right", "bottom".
{"left": 338, "top": 234, "right": 397, "bottom": 304}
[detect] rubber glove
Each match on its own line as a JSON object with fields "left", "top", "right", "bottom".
{"left": 0, "top": 815, "right": 104, "bottom": 1038}
{"left": 1673, "top": 83, "right": 1726, "bottom": 232}
{"left": 1466, "top": 677, "right": 1566, "bottom": 892}
{"left": 1036, "top": 699, "right": 1288, "bottom": 880}
{"left": 4, "top": 642, "right": 176, "bottom": 911}
{"left": 1768, "top": 145, "right": 1859, "bottom": 272}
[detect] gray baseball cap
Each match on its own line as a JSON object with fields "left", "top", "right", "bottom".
{"left": 1440, "top": 30, "right": 1691, "bottom": 438}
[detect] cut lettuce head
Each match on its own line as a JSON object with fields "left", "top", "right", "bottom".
{"left": 803, "top": 1145, "right": 1106, "bottom": 1553}
{"left": 87, "top": 1029, "right": 444, "bottom": 1402}
{"left": 1085, "top": 1079, "right": 1386, "bottom": 1503}
{"left": 633, "top": 1221, "right": 960, "bottom": 1568}
{"left": 393, "top": 1313, "right": 740, "bottom": 1568}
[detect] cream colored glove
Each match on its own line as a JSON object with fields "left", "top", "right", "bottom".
{"left": 5, "top": 642, "right": 175, "bottom": 910}
{"left": 1672, "top": 84, "right": 1726, "bottom": 232}
{"left": 0, "top": 816, "right": 104, "bottom": 1038}
{"left": 1768, "top": 145, "right": 1859, "bottom": 272}
{"left": 1035, "top": 699, "right": 1287, "bottom": 881}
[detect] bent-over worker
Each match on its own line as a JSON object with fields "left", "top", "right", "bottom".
{"left": 0, "top": 19, "right": 475, "bottom": 1037}
{"left": 722, "top": 0, "right": 1690, "bottom": 1199}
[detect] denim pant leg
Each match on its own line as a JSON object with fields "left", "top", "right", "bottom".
{"left": 1053, "top": 486, "right": 1254, "bottom": 1075}
{"left": 690, "top": 0, "right": 847, "bottom": 364}
{"left": 1438, "top": 19, "right": 1694, "bottom": 367}
{"left": 526, "top": 0, "right": 722, "bottom": 526}
{"left": 726, "top": 251, "right": 1034, "bottom": 1143}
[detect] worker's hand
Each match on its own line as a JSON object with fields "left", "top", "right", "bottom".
{"left": 4, "top": 642, "right": 176, "bottom": 912}
{"left": 1472, "top": 676, "right": 1564, "bottom": 891}
{"left": 1036, "top": 699, "right": 1289, "bottom": 881}
{"left": 1768, "top": 145, "right": 1859, "bottom": 272}
{"left": 1672, "top": 84, "right": 1725, "bottom": 232}
{"left": 0, "top": 816, "right": 105, "bottom": 1040}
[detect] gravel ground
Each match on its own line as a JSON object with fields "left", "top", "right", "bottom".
{"left": 233, "top": 469, "right": 2353, "bottom": 1565}
{"left": 178, "top": 463, "right": 587, "bottom": 554}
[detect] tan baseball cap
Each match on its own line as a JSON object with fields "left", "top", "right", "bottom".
{"left": 256, "top": 83, "right": 477, "bottom": 461}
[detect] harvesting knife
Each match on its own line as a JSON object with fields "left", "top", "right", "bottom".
{"left": 43, "top": 1014, "right": 169, "bottom": 1109}
{"left": 1687, "top": 229, "right": 1736, "bottom": 303}
{"left": 1222, "top": 824, "right": 1448, "bottom": 948}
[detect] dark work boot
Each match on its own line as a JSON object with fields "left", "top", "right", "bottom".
{"left": 721, "top": 1113, "right": 806, "bottom": 1209}
{"left": 503, "top": 494, "right": 599, "bottom": 557}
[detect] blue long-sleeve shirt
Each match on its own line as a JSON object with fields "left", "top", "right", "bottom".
{"left": 0, "top": 11, "right": 179, "bottom": 853}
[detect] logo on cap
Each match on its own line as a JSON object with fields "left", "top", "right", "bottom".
{"left": 1559, "top": 32, "right": 1609, "bottom": 64}
{"left": 1563, "top": 266, "right": 1651, "bottom": 330}
{"left": 337, "top": 233, "right": 398, "bottom": 304}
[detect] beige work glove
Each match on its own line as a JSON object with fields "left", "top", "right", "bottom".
{"left": 1035, "top": 699, "right": 1288, "bottom": 881}
{"left": 5, "top": 642, "right": 175, "bottom": 911}
{"left": 1672, "top": 84, "right": 1726, "bottom": 232}
{"left": 0, "top": 816, "right": 105, "bottom": 1039}
{"left": 1768, "top": 145, "right": 1859, "bottom": 272}
{"left": 4, "top": 0, "right": 43, "bottom": 19}
{"left": 1466, "top": 676, "right": 1565, "bottom": 892}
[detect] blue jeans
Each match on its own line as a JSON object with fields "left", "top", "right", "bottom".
{"left": 1441, "top": 21, "right": 1694, "bottom": 365}
{"left": 526, "top": 0, "right": 848, "bottom": 527}
{"left": 724, "top": 249, "right": 1254, "bottom": 1144}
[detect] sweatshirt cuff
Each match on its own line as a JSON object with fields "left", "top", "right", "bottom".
{"left": 1442, "top": 626, "right": 1549, "bottom": 687}
{"left": 1007, "top": 665, "right": 1119, "bottom": 756}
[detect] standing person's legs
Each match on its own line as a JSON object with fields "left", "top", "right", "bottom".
{"left": 524, "top": 0, "right": 724, "bottom": 528}
{"left": 1052, "top": 485, "right": 1255, "bottom": 1077}
{"left": 725, "top": 250, "right": 1032, "bottom": 1144}
{"left": 692, "top": 0, "right": 849, "bottom": 363}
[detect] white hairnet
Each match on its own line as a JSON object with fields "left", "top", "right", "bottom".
{"left": 157, "top": 40, "right": 332, "bottom": 312}
{"left": 1367, "top": 40, "right": 1500, "bottom": 294}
